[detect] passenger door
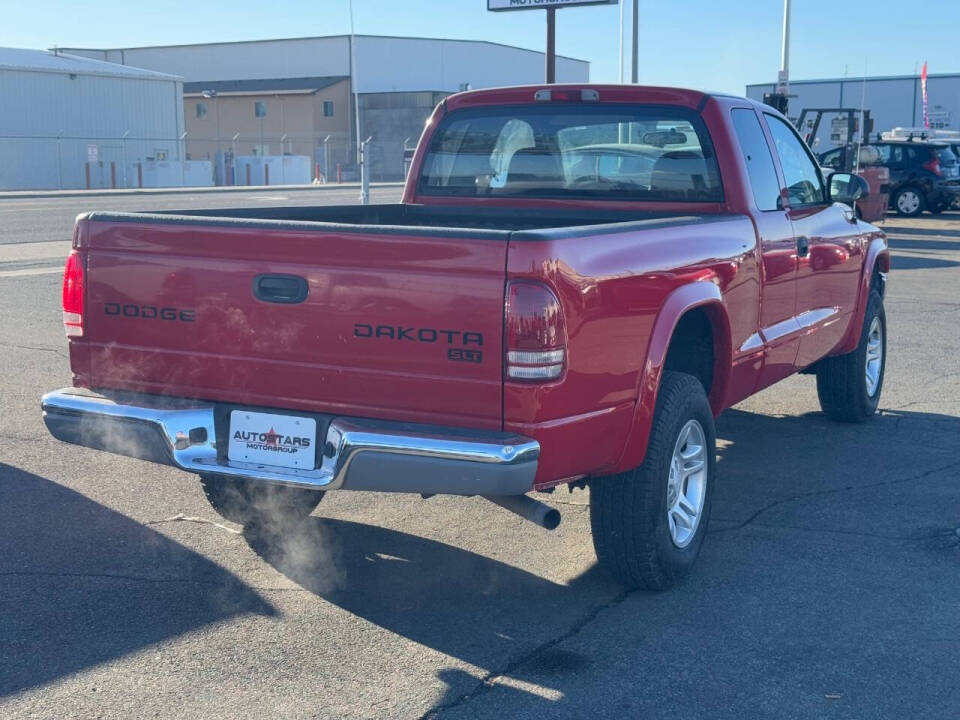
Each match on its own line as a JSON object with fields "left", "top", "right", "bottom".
{"left": 763, "top": 113, "right": 864, "bottom": 367}
{"left": 730, "top": 108, "right": 800, "bottom": 390}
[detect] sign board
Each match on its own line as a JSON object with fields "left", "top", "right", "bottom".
{"left": 86, "top": 144, "right": 98, "bottom": 163}
{"left": 487, "top": 0, "right": 617, "bottom": 10}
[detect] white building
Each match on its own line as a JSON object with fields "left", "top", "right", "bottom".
{"left": 747, "top": 72, "right": 960, "bottom": 152}
{"left": 0, "top": 47, "right": 184, "bottom": 190}
{"left": 63, "top": 35, "right": 590, "bottom": 179}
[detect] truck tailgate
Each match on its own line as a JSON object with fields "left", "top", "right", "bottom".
{"left": 78, "top": 216, "right": 506, "bottom": 429}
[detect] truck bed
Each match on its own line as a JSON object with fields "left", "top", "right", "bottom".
{"left": 108, "top": 203, "right": 714, "bottom": 236}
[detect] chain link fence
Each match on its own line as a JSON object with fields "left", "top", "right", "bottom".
{"left": 1, "top": 133, "right": 414, "bottom": 190}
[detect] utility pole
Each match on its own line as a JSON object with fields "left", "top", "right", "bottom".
{"left": 618, "top": 0, "right": 624, "bottom": 83}
{"left": 631, "top": 0, "right": 639, "bottom": 83}
{"left": 545, "top": 7, "right": 556, "bottom": 83}
{"left": 349, "top": 0, "right": 361, "bottom": 166}
{"left": 763, "top": 0, "right": 791, "bottom": 114}
{"left": 778, "top": 0, "right": 791, "bottom": 98}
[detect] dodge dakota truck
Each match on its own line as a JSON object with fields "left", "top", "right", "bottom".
{"left": 42, "top": 85, "right": 889, "bottom": 590}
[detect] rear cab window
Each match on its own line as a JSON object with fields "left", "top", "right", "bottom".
{"left": 419, "top": 104, "right": 723, "bottom": 203}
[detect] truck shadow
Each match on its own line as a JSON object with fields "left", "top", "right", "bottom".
{"left": 711, "top": 405, "right": 960, "bottom": 529}
{"left": 246, "top": 516, "right": 615, "bottom": 654}
{"left": 885, "top": 235, "right": 960, "bottom": 252}
{"left": 883, "top": 222, "right": 960, "bottom": 238}
{"left": 889, "top": 254, "right": 959, "bottom": 270}
{"left": 246, "top": 404, "right": 960, "bottom": 715}
{"left": 0, "top": 463, "right": 275, "bottom": 697}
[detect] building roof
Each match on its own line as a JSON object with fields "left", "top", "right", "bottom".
{"left": 183, "top": 75, "right": 347, "bottom": 95}
{"left": 0, "top": 46, "right": 181, "bottom": 80}
{"left": 59, "top": 34, "right": 588, "bottom": 64}
{"left": 747, "top": 71, "right": 960, "bottom": 88}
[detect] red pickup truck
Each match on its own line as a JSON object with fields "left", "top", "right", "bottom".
{"left": 42, "top": 85, "right": 889, "bottom": 590}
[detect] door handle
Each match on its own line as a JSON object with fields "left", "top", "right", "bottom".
{"left": 796, "top": 236, "right": 809, "bottom": 258}
{"left": 253, "top": 274, "right": 308, "bottom": 304}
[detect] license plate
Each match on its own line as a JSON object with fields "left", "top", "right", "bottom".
{"left": 228, "top": 411, "right": 317, "bottom": 470}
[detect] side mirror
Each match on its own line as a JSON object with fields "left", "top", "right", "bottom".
{"left": 828, "top": 172, "right": 869, "bottom": 206}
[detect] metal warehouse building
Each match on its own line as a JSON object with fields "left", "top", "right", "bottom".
{"left": 0, "top": 47, "right": 184, "bottom": 190}
{"left": 747, "top": 72, "right": 960, "bottom": 152}
{"left": 63, "top": 35, "right": 590, "bottom": 180}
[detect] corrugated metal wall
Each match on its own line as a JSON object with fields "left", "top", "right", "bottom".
{"left": 0, "top": 69, "right": 183, "bottom": 190}
{"left": 746, "top": 75, "right": 960, "bottom": 152}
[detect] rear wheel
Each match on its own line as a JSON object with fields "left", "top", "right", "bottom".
{"left": 893, "top": 187, "right": 924, "bottom": 217}
{"left": 200, "top": 474, "right": 324, "bottom": 528}
{"left": 589, "top": 372, "right": 715, "bottom": 590}
{"left": 816, "top": 290, "right": 886, "bottom": 422}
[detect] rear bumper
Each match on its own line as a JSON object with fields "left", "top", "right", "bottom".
{"left": 41, "top": 388, "right": 539, "bottom": 495}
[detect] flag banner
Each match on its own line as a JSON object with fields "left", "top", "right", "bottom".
{"left": 921, "top": 61, "right": 929, "bottom": 129}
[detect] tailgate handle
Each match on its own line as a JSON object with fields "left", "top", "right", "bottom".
{"left": 253, "top": 274, "right": 308, "bottom": 304}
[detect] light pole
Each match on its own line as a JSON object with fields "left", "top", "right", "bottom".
{"left": 121, "top": 130, "right": 129, "bottom": 188}
{"left": 777, "top": 0, "right": 791, "bottom": 99}
{"left": 202, "top": 90, "right": 221, "bottom": 157}
{"left": 56, "top": 129, "right": 64, "bottom": 189}
{"left": 349, "top": 0, "right": 362, "bottom": 166}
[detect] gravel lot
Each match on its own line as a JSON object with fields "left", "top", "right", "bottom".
{"left": 1, "top": 190, "right": 958, "bottom": 719}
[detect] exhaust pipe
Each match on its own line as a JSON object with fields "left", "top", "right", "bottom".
{"left": 485, "top": 494, "right": 561, "bottom": 530}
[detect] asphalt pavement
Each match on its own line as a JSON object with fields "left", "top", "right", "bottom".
{"left": 1, "top": 192, "right": 958, "bottom": 719}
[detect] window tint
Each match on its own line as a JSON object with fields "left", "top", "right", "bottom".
{"left": 880, "top": 145, "right": 905, "bottom": 164}
{"left": 906, "top": 146, "right": 925, "bottom": 162}
{"left": 820, "top": 148, "right": 843, "bottom": 170}
{"left": 731, "top": 109, "right": 782, "bottom": 211}
{"left": 419, "top": 105, "right": 722, "bottom": 202}
{"left": 858, "top": 145, "right": 882, "bottom": 166}
{"left": 765, "top": 114, "right": 825, "bottom": 206}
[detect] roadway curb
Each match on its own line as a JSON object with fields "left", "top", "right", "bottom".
{"left": 0, "top": 182, "right": 405, "bottom": 201}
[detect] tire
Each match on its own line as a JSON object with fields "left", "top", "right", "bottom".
{"left": 200, "top": 474, "right": 324, "bottom": 528}
{"left": 893, "top": 187, "right": 924, "bottom": 217}
{"left": 589, "top": 372, "right": 716, "bottom": 591}
{"left": 816, "top": 290, "right": 886, "bottom": 422}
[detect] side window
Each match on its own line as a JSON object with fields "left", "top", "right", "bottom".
{"left": 906, "top": 146, "right": 924, "bottom": 163}
{"left": 820, "top": 148, "right": 843, "bottom": 170}
{"left": 876, "top": 144, "right": 892, "bottom": 164}
{"left": 731, "top": 109, "right": 781, "bottom": 211}
{"left": 765, "top": 113, "right": 825, "bottom": 206}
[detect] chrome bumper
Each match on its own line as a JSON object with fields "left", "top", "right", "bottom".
{"left": 41, "top": 388, "right": 539, "bottom": 495}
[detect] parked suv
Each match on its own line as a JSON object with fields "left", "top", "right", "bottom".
{"left": 820, "top": 140, "right": 958, "bottom": 216}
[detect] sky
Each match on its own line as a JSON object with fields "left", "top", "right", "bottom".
{"left": 3, "top": 0, "right": 958, "bottom": 94}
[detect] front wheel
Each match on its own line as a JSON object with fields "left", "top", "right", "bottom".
{"left": 816, "top": 290, "right": 886, "bottom": 422}
{"left": 893, "top": 187, "right": 924, "bottom": 217}
{"left": 589, "top": 372, "right": 716, "bottom": 591}
{"left": 200, "top": 474, "right": 324, "bottom": 528}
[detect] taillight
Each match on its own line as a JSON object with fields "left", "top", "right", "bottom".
{"left": 505, "top": 281, "right": 567, "bottom": 381}
{"left": 923, "top": 152, "right": 942, "bottom": 177}
{"left": 62, "top": 250, "right": 84, "bottom": 337}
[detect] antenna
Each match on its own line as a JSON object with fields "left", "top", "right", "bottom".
{"left": 855, "top": 58, "right": 867, "bottom": 174}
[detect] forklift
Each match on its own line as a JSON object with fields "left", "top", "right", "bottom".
{"left": 794, "top": 107, "right": 889, "bottom": 222}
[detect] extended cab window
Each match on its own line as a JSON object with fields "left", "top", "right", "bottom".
{"left": 731, "top": 108, "right": 781, "bottom": 211}
{"left": 419, "top": 104, "right": 722, "bottom": 202}
{"left": 765, "top": 114, "right": 825, "bottom": 207}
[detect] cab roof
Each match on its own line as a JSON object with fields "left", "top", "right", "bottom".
{"left": 443, "top": 84, "right": 745, "bottom": 113}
